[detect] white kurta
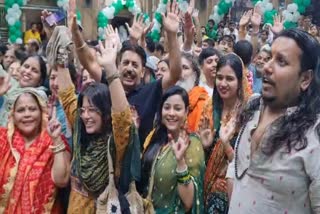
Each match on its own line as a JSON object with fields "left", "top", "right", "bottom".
{"left": 227, "top": 99, "right": 320, "bottom": 214}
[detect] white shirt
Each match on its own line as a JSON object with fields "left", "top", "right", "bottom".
{"left": 227, "top": 97, "right": 320, "bottom": 214}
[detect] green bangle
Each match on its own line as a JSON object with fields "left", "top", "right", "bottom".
{"left": 107, "top": 73, "right": 120, "bottom": 85}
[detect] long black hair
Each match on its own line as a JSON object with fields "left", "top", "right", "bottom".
{"left": 141, "top": 86, "right": 189, "bottom": 193}
{"left": 77, "top": 82, "right": 112, "bottom": 146}
{"left": 239, "top": 28, "right": 320, "bottom": 155}
{"left": 21, "top": 55, "right": 47, "bottom": 87}
{"left": 212, "top": 53, "right": 243, "bottom": 132}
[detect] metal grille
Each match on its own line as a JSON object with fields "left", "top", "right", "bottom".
{"left": 0, "top": 5, "right": 8, "bottom": 42}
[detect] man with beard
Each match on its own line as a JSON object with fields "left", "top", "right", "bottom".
{"left": 250, "top": 46, "right": 271, "bottom": 93}
{"left": 71, "top": 1, "right": 182, "bottom": 143}
{"left": 226, "top": 28, "right": 320, "bottom": 214}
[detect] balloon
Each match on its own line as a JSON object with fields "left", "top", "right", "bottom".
{"left": 218, "top": 7, "right": 224, "bottom": 15}
{"left": 287, "top": 3, "right": 298, "bottom": 12}
{"left": 155, "top": 12, "right": 162, "bottom": 23}
{"left": 265, "top": 2, "right": 273, "bottom": 11}
{"left": 7, "top": 17, "right": 15, "bottom": 26}
{"left": 225, "top": 0, "right": 231, "bottom": 4}
{"left": 12, "top": 3, "right": 20, "bottom": 10}
{"left": 303, "top": 0, "right": 311, "bottom": 6}
{"left": 16, "top": 38, "right": 23, "bottom": 44}
{"left": 17, "top": 0, "right": 24, "bottom": 6}
{"left": 9, "top": 35, "right": 17, "bottom": 43}
{"left": 214, "top": 5, "right": 219, "bottom": 13}
{"left": 157, "top": 3, "right": 166, "bottom": 13}
{"left": 292, "top": 12, "right": 301, "bottom": 22}
{"left": 293, "top": 0, "right": 303, "bottom": 6}
{"left": 285, "top": 13, "right": 293, "bottom": 22}
{"left": 284, "top": 21, "right": 297, "bottom": 29}
{"left": 298, "top": 5, "right": 306, "bottom": 13}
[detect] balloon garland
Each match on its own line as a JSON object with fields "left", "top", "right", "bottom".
{"left": 150, "top": 0, "right": 189, "bottom": 42}
{"left": 282, "top": 0, "right": 311, "bottom": 29}
{"left": 97, "top": 0, "right": 150, "bottom": 40}
{"left": 253, "top": 0, "right": 277, "bottom": 25}
{"left": 208, "top": 0, "right": 235, "bottom": 24}
{"left": 57, "top": 0, "right": 69, "bottom": 11}
{"left": 5, "top": 0, "right": 26, "bottom": 44}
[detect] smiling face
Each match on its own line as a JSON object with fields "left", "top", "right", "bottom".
{"left": 8, "top": 61, "right": 21, "bottom": 81}
{"left": 119, "top": 50, "right": 144, "bottom": 92}
{"left": 155, "top": 61, "right": 169, "bottom": 80}
{"left": 161, "top": 94, "right": 188, "bottom": 135}
{"left": 19, "top": 57, "right": 42, "bottom": 88}
{"left": 216, "top": 65, "right": 239, "bottom": 101}
{"left": 82, "top": 69, "right": 95, "bottom": 88}
{"left": 254, "top": 50, "right": 271, "bottom": 73}
{"left": 262, "top": 37, "right": 311, "bottom": 108}
{"left": 201, "top": 54, "right": 219, "bottom": 81}
{"left": 13, "top": 93, "right": 41, "bottom": 140}
{"left": 80, "top": 96, "right": 103, "bottom": 134}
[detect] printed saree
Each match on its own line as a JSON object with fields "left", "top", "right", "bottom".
{"left": 144, "top": 133, "right": 205, "bottom": 213}
{"left": 200, "top": 54, "right": 252, "bottom": 213}
{"left": 0, "top": 89, "right": 69, "bottom": 214}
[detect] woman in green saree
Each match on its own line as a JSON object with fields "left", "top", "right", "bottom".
{"left": 142, "top": 86, "right": 205, "bottom": 213}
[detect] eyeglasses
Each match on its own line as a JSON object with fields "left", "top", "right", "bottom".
{"left": 79, "top": 106, "right": 100, "bottom": 117}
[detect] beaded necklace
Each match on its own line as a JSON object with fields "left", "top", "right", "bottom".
{"left": 234, "top": 125, "right": 248, "bottom": 180}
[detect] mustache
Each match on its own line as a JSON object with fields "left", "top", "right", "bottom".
{"left": 263, "top": 75, "right": 276, "bottom": 86}
{"left": 123, "top": 70, "right": 137, "bottom": 78}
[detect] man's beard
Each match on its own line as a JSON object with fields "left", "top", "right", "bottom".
{"left": 176, "top": 76, "right": 196, "bottom": 93}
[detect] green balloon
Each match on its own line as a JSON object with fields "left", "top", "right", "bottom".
{"left": 163, "top": 0, "right": 168, "bottom": 4}
{"left": 14, "top": 21, "right": 22, "bottom": 29}
{"left": 218, "top": 7, "right": 224, "bottom": 15}
{"left": 293, "top": 0, "right": 303, "bottom": 6}
{"left": 284, "top": 21, "right": 297, "bottom": 29}
{"left": 155, "top": 12, "right": 162, "bottom": 23}
{"left": 6, "top": 0, "right": 14, "bottom": 7}
{"left": 298, "top": 5, "right": 306, "bottom": 13}
{"left": 126, "top": 0, "right": 135, "bottom": 8}
{"left": 9, "top": 35, "right": 17, "bottom": 43}
{"left": 17, "top": 0, "right": 23, "bottom": 6}
{"left": 303, "top": 0, "right": 311, "bottom": 6}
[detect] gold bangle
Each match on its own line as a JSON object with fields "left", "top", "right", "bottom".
{"left": 76, "top": 42, "right": 87, "bottom": 50}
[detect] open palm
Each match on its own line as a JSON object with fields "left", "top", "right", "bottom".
{"left": 126, "top": 14, "right": 145, "bottom": 41}
{"left": 0, "top": 74, "right": 11, "bottom": 96}
{"left": 162, "top": 0, "right": 181, "bottom": 33}
{"left": 271, "top": 15, "right": 284, "bottom": 34}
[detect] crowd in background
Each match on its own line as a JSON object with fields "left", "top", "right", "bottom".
{"left": 0, "top": 0, "right": 320, "bottom": 213}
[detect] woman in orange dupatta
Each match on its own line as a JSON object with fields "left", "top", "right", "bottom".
{"left": 198, "top": 54, "right": 252, "bottom": 213}
{"left": 0, "top": 87, "right": 71, "bottom": 214}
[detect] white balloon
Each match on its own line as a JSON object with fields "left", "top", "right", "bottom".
{"left": 225, "top": 0, "right": 231, "bottom": 3}
{"left": 262, "top": 0, "right": 269, "bottom": 4}
{"left": 282, "top": 10, "right": 288, "bottom": 17}
{"left": 8, "top": 8, "right": 14, "bottom": 15}
{"left": 214, "top": 5, "right": 219, "bottom": 13}
{"left": 102, "top": 7, "right": 115, "bottom": 19}
{"left": 179, "top": 1, "right": 189, "bottom": 13}
{"left": 287, "top": 3, "right": 298, "bottom": 12}
{"left": 285, "top": 13, "right": 293, "bottom": 22}
{"left": 16, "top": 38, "right": 23, "bottom": 44}
{"left": 62, "top": 4, "right": 68, "bottom": 11}
{"left": 292, "top": 12, "right": 301, "bottom": 22}
{"left": 12, "top": 3, "right": 20, "bottom": 11}
{"left": 265, "top": 3, "right": 273, "bottom": 11}
{"left": 57, "top": 1, "right": 63, "bottom": 7}
{"left": 7, "top": 17, "right": 15, "bottom": 26}
{"left": 157, "top": 3, "right": 166, "bottom": 14}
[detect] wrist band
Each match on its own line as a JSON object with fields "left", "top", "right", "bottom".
{"left": 107, "top": 73, "right": 120, "bottom": 85}
{"left": 50, "top": 139, "right": 66, "bottom": 154}
{"left": 76, "top": 42, "right": 87, "bottom": 50}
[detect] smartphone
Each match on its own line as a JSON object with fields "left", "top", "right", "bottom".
{"left": 45, "top": 11, "right": 66, "bottom": 27}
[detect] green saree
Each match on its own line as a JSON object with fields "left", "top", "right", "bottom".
{"left": 151, "top": 134, "right": 205, "bottom": 213}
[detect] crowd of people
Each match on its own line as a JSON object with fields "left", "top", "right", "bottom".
{"left": 0, "top": 0, "right": 320, "bottom": 213}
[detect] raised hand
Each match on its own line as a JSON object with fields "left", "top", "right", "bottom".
{"left": 239, "top": 10, "right": 252, "bottom": 27}
{"left": 170, "top": 130, "right": 190, "bottom": 162}
{"left": 41, "top": 10, "right": 56, "bottom": 38}
{"left": 184, "top": 11, "right": 195, "bottom": 40}
{"left": 162, "top": 0, "right": 181, "bottom": 34}
{"left": 105, "top": 24, "right": 121, "bottom": 51}
{"left": 198, "top": 117, "right": 215, "bottom": 148}
{"left": 47, "top": 106, "right": 62, "bottom": 140}
{"left": 219, "top": 117, "right": 236, "bottom": 144}
{"left": 251, "top": 6, "right": 262, "bottom": 28}
{"left": 97, "top": 27, "right": 118, "bottom": 72}
{"left": 67, "top": 0, "right": 78, "bottom": 32}
{"left": 271, "top": 15, "right": 284, "bottom": 34}
{"left": 0, "top": 73, "right": 11, "bottom": 96}
{"left": 126, "top": 14, "right": 146, "bottom": 42}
